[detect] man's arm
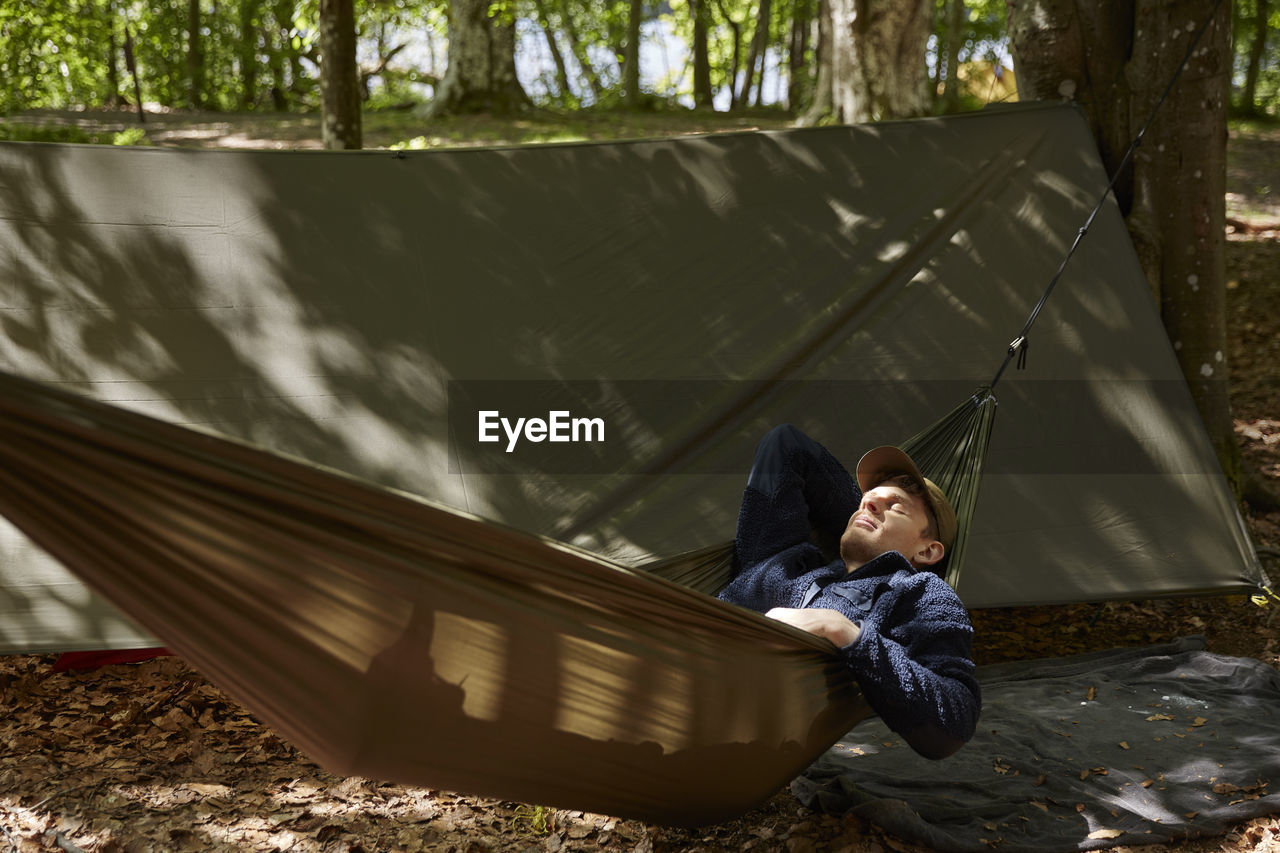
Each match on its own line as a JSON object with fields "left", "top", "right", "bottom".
{"left": 777, "top": 568, "right": 981, "bottom": 760}
{"left": 843, "top": 574, "right": 979, "bottom": 759}
{"left": 848, "top": 619, "right": 980, "bottom": 759}
{"left": 733, "top": 424, "right": 860, "bottom": 572}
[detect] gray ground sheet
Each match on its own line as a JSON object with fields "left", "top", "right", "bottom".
{"left": 792, "top": 637, "right": 1280, "bottom": 851}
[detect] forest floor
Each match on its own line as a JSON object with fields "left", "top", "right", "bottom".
{"left": 1, "top": 108, "right": 1279, "bottom": 853}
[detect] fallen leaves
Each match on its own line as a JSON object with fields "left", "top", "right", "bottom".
{"left": 0, "top": 656, "right": 677, "bottom": 853}
{"left": 1212, "top": 780, "right": 1270, "bottom": 805}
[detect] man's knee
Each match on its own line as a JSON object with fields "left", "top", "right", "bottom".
{"left": 760, "top": 423, "right": 807, "bottom": 453}
{"left": 748, "top": 424, "right": 809, "bottom": 493}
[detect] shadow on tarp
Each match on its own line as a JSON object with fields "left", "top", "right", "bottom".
{"left": 0, "top": 101, "right": 1260, "bottom": 652}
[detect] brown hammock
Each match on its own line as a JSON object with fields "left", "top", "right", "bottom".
{"left": 0, "top": 370, "right": 870, "bottom": 826}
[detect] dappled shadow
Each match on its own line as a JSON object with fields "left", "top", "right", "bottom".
{"left": 794, "top": 638, "right": 1280, "bottom": 849}
{"left": 0, "top": 100, "right": 1258, "bottom": 654}
{"left": 0, "top": 366, "right": 870, "bottom": 824}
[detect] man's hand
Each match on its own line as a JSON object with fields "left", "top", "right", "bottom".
{"left": 765, "top": 607, "right": 861, "bottom": 647}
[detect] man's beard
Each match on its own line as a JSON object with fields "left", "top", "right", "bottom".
{"left": 839, "top": 531, "right": 882, "bottom": 567}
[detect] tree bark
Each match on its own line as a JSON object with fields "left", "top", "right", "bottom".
{"left": 239, "top": 0, "right": 261, "bottom": 109}
{"left": 1007, "top": 0, "right": 1135, "bottom": 202}
{"left": 940, "top": 0, "right": 965, "bottom": 111}
{"left": 1240, "top": 0, "right": 1269, "bottom": 114}
{"left": 798, "top": 0, "right": 832, "bottom": 125}
{"left": 429, "top": 0, "right": 530, "bottom": 116}
{"left": 752, "top": 0, "right": 773, "bottom": 105}
{"left": 532, "top": 0, "right": 572, "bottom": 100}
{"left": 123, "top": 23, "right": 146, "bottom": 122}
{"left": 319, "top": 0, "right": 361, "bottom": 149}
{"left": 188, "top": 0, "right": 204, "bottom": 109}
{"left": 268, "top": 0, "right": 294, "bottom": 109}
{"left": 624, "top": 0, "right": 643, "bottom": 107}
{"left": 714, "top": 0, "right": 745, "bottom": 109}
{"left": 828, "top": 0, "right": 932, "bottom": 122}
{"left": 738, "top": 0, "right": 772, "bottom": 107}
{"left": 106, "top": 1, "right": 123, "bottom": 106}
{"left": 787, "top": 0, "right": 813, "bottom": 111}
{"left": 1006, "top": 0, "right": 1239, "bottom": 486}
{"left": 690, "top": 0, "right": 714, "bottom": 108}
{"left": 753, "top": 1, "right": 776, "bottom": 108}
{"left": 559, "top": 1, "right": 605, "bottom": 101}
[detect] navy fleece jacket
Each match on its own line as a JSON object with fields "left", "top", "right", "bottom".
{"left": 717, "top": 425, "right": 981, "bottom": 759}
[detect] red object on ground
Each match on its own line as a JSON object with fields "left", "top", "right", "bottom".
{"left": 51, "top": 648, "right": 172, "bottom": 672}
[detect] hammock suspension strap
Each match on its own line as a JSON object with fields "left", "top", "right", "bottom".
{"left": 987, "top": 0, "right": 1226, "bottom": 391}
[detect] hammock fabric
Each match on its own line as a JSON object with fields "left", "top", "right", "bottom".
{"left": 0, "top": 369, "right": 871, "bottom": 826}
{"left": 900, "top": 389, "right": 998, "bottom": 588}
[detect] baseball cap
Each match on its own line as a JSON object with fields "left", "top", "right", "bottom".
{"left": 855, "top": 446, "right": 958, "bottom": 551}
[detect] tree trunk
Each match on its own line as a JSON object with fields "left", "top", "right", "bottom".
{"left": 829, "top": 0, "right": 932, "bottom": 122}
{"left": 429, "top": 0, "right": 530, "bottom": 116}
{"left": 274, "top": 0, "right": 306, "bottom": 101}
{"left": 737, "top": 0, "right": 772, "bottom": 107}
{"left": 752, "top": 0, "right": 775, "bottom": 107}
{"left": 624, "top": 0, "right": 643, "bottom": 107}
{"left": 1240, "top": 0, "right": 1269, "bottom": 114}
{"left": 532, "top": 0, "right": 572, "bottom": 99}
{"left": 788, "top": 0, "right": 813, "bottom": 112}
{"left": 690, "top": 0, "right": 714, "bottom": 108}
{"left": 239, "top": 0, "right": 261, "bottom": 109}
{"left": 188, "top": 0, "right": 204, "bottom": 109}
{"left": 940, "top": 0, "right": 965, "bottom": 111}
{"left": 736, "top": 0, "right": 765, "bottom": 105}
{"left": 798, "top": 0, "right": 832, "bottom": 125}
{"left": 1007, "top": 0, "right": 1135, "bottom": 199}
{"left": 1006, "top": 0, "right": 1239, "bottom": 486}
{"left": 268, "top": 0, "right": 293, "bottom": 109}
{"left": 106, "top": 1, "right": 123, "bottom": 106}
{"left": 123, "top": 23, "right": 146, "bottom": 122}
{"left": 714, "top": 0, "right": 745, "bottom": 109}
{"left": 319, "top": 0, "right": 361, "bottom": 149}
{"left": 558, "top": 1, "right": 605, "bottom": 100}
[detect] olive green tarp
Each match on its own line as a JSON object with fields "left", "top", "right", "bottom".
{"left": 0, "top": 101, "right": 1263, "bottom": 651}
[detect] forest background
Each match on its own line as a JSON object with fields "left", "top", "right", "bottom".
{"left": 3, "top": 2, "right": 1280, "bottom": 851}
{"left": 3, "top": 0, "right": 1279, "bottom": 486}
{"left": 2, "top": 0, "right": 1278, "bottom": 130}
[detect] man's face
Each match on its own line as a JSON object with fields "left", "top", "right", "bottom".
{"left": 839, "top": 482, "right": 942, "bottom": 569}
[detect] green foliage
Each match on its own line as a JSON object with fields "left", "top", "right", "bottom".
{"left": 3, "top": 0, "right": 327, "bottom": 113}
{"left": 3, "top": 0, "right": 809, "bottom": 117}
{"left": 360, "top": 0, "right": 446, "bottom": 105}
{"left": 0, "top": 120, "right": 146, "bottom": 144}
{"left": 1231, "top": 0, "right": 1280, "bottom": 117}
{"left": 0, "top": 0, "right": 120, "bottom": 115}
{"left": 510, "top": 804, "right": 554, "bottom": 835}
{"left": 662, "top": 0, "right": 809, "bottom": 110}
{"left": 112, "top": 125, "right": 151, "bottom": 144}
{"left": 3, "top": 0, "right": 1019, "bottom": 121}
{"left": 0, "top": 122, "right": 92, "bottom": 142}
{"left": 930, "top": 0, "right": 1010, "bottom": 112}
